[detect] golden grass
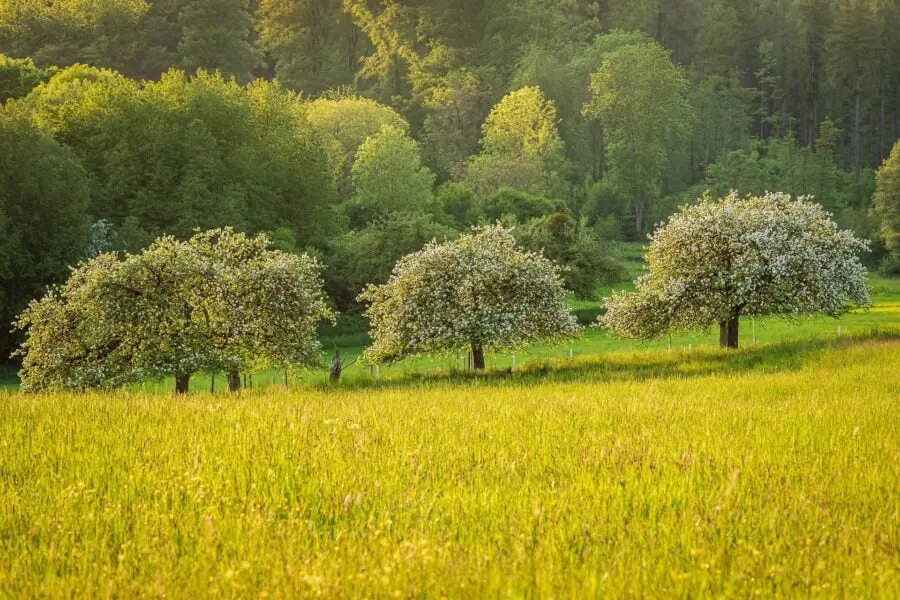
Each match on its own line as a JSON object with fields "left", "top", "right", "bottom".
{"left": 1, "top": 337, "right": 898, "bottom": 597}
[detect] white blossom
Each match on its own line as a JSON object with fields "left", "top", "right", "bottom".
{"left": 359, "top": 225, "right": 581, "bottom": 364}
{"left": 599, "top": 192, "right": 871, "bottom": 344}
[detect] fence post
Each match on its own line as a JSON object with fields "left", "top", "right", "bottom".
{"left": 668, "top": 335, "right": 672, "bottom": 350}
{"left": 752, "top": 318, "right": 757, "bottom": 344}
{"left": 511, "top": 354, "right": 516, "bottom": 369}
{"left": 210, "top": 374, "right": 215, "bottom": 394}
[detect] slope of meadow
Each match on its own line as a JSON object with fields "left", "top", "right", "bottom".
{"left": 1, "top": 334, "right": 898, "bottom": 597}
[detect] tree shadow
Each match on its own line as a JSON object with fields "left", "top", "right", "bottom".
{"left": 322, "top": 329, "right": 900, "bottom": 393}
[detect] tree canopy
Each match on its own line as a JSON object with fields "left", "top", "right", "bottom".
{"left": 15, "top": 229, "right": 334, "bottom": 393}
{"left": 600, "top": 192, "right": 871, "bottom": 348}
{"left": 873, "top": 141, "right": 900, "bottom": 268}
{"left": 2, "top": 0, "right": 899, "bottom": 365}
{"left": 24, "top": 66, "right": 337, "bottom": 249}
{"left": 0, "top": 103, "right": 90, "bottom": 360}
{"left": 349, "top": 125, "right": 436, "bottom": 227}
{"left": 583, "top": 40, "right": 693, "bottom": 236}
{"left": 360, "top": 225, "right": 580, "bottom": 370}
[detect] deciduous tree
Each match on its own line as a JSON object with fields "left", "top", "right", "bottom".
{"left": 583, "top": 41, "right": 693, "bottom": 237}
{"left": 349, "top": 125, "right": 435, "bottom": 227}
{"left": 463, "top": 86, "right": 569, "bottom": 199}
{"left": 360, "top": 225, "right": 580, "bottom": 369}
{"left": 873, "top": 141, "right": 900, "bottom": 270}
{"left": 26, "top": 67, "right": 337, "bottom": 249}
{"left": 600, "top": 192, "right": 870, "bottom": 348}
{"left": 306, "top": 94, "right": 409, "bottom": 199}
{"left": 0, "top": 104, "right": 90, "bottom": 360}
{"left": 15, "top": 229, "right": 334, "bottom": 393}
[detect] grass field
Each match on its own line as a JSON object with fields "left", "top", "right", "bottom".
{"left": 2, "top": 246, "right": 898, "bottom": 596}
{"left": 1, "top": 333, "right": 898, "bottom": 596}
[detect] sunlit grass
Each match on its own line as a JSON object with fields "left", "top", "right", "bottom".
{"left": 1, "top": 335, "right": 898, "bottom": 596}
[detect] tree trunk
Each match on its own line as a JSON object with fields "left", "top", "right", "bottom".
{"left": 175, "top": 373, "right": 190, "bottom": 395}
{"left": 809, "top": 36, "right": 819, "bottom": 147}
{"left": 227, "top": 369, "right": 241, "bottom": 392}
{"left": 880, "top": 92, "right": 886, "bottom": 164}
{"left": 759, "top": 81, "right": 767, "bottom": 140}
{"left": 855, "top": 88, "right": 861, "bottom": 205}
{"left": 780, "top": 96, "right": 787, "bottom": 138}
{"left": 471, "top": 343, "right": 485, "bottom": 371}
{"left": 634, "top": 197, "right": 645, "bottom": 239}
{"left": 718, "top": 315, "right": 739, "bottom": 349}
{"left": 330, "top": 351, "right": 342, "bottom": 382}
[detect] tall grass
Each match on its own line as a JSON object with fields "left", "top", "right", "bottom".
{"left": 1, "top": 336, "right": 898, "bottom": 597}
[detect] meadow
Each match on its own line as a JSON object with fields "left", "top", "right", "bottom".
{"left": 1, "top": 333, "right": 898, "bottom": 597}
{"left": 2, "top": 249, "right": 899, "bottom": 596}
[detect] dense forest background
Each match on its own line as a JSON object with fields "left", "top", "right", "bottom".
{"left": 1, "top": 0, "right": 899, "bottom": 359}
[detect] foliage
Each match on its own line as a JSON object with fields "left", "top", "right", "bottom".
{"left": 3, "top": 0, "right": 900, "bottom": 369}
{"left": 480, "top": 188, "right": 558, "bottom": 224}
{"left": 177, "top": 0, "right": 258, "bottom": 81}
{"left": 462, "top": 150, "right": 559, "bottom": 200}
{"left": 325, "top": 212, "right": 457, "bottom": 309}
{"left": 25, "top": 66, "right": 337, "bottom": 249}
{"left": 0, "top": 0, "right": 148, "bottom": 74}
{"left": 349, "top": 125, "right": 436, "bottom": 228}
{"left": 0, "top": 103, "right": 90, "bottom": 360}
{"left": 583, "top": 40, "right": 693, "bottom": 237}
{"left": 420, "top": 67, "right": 498, "bottom": 178}
{"left": 601, "top": 192, "right": 871, "bottom": 347}
{"left": 480, "top": 86, "right": 564, "bottom": 161}
{"left": 516, "top": 213, "right": 622, "bottom": 300}
{"left": 464, "top": 86, "right": 568, "bottom": 199}
{"left": 305, "top": 94, "right": 409, "bottom": 199}
{"left": 255, "top": 0, "right": 356, "bottom": 95}
{"left": 360, "top": 225, "right": 580, "bottom": 365}
{"left": 0, "top": 53, "right": 55, "bottom": 102}
{"left": 873, "top": 141, "right": 900, "bottom": 252}
{"left": 436, "top": 182, "right": 478, "bottom": 228}
{"left": 15, "top": 229, "right": 334, "bottom": 392}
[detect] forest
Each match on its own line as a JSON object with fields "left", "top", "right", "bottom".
{"left": 1, "top": 0, "right": 900, "bottom": 361}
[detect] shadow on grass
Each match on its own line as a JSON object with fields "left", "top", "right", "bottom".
{"left": 0, "top": 363, "right": 19, "bottom": 392}
{"left": 319, "top": 328, "right": 900, "bottom": 393}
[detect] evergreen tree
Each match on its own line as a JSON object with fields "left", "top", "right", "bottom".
{"left": 177, "top": 0, "right": 258, "bottom": 81}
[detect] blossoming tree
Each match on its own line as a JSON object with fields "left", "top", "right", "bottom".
{"left": 15, "top": 229, "right": 334, "bottom": 393}
{"left": 600, "top": 192, "right": 871, "bottom": 348}
{"left": 359, "top": 225, "right": 580, "bottom": 370}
